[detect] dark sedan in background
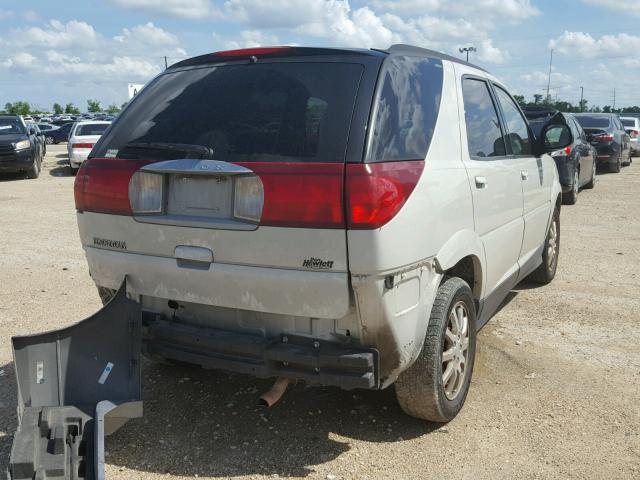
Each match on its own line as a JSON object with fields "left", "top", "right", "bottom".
{"left": 44, "top": 121, "right": 74, "bottom": 144}
{"left": 0, "top": 115, "right": 42, "bottom": 178}
{"left": 574, "top": 113, "right": 631, "bottom": 173}
{"left": 526, "top": 108, "right": 597, "bottom": 204}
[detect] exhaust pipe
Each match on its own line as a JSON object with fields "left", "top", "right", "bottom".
{"left": 259, "top": 377, "right": 290, "bottom": 407}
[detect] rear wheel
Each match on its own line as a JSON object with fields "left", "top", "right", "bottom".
{"left": 622, "top": 150, "right": 631, "bottom": 166}
{"left": 528, "top": 206, "right": 560, "bottom": 284}
{"left": 563, "top": 168, "right": 579, "bottom": 205}
{"left": 45, "top": 136, "right": 53, "bottom": 145}
{"left": 609, "top": 152, "right": 621, "bottom": 173}
{"left": 395, "top": 277, "right": 476, "bottom": 422}
{"left": 584, "top": 160, "right": 596, "bottom": 189}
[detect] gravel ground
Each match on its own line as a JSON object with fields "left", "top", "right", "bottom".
{"left": 1, "top": 145, "right": 639, "bottom": 479}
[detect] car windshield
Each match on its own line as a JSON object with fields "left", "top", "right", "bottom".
{"left": 621, "top": 118, "right": 636, "bottom": 127}
{"left": 574, "top": 115, "right": 611, "bottom": 128}
{"left": 0, "top": 118, "right": 26, "bottom": 135}
{"left": 75, "top": 123, "right": 109, "bottom": 136}
{"left": 94, "top": 62, "right": 364, "bottom": 163}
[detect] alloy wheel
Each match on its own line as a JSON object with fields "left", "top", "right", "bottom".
{"left": 442, "top": 301, "right": 470, "bottom": 400}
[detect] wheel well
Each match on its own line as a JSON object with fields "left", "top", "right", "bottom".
{"left": 443, "top": 256, "right": 482, "bottom": 301}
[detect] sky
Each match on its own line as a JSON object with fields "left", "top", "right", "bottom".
{"left": 0, "top": 0, "right": 639, "bottom": 112}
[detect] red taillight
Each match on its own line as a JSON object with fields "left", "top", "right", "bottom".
{"left": 212, "top": 47, "right": 291, "bottom": 57}
{"left": 71, "top": 143, "right": 94, "bottom": 149}
{"left": 564, "top": 146, "right": 572, "bottom": 155}
{"left": 593, "top": 133, "right": 614, "bottom": 142}
{"left": 74, "top": 158, "right": 151, "bottom": 215}
{"left": 346, "top": 161, "right": 424, "bottom": 229}
{"left": 239, "top": 163, "right": 344, "bottom": 228}
{"left": 630, "top": 129, "right": 638, "bottom": 138}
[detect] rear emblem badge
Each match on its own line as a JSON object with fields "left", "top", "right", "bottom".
{"left": 93, "top": 237, "right": 127, "bottom": 250}
{"left": 302, "top": 257, "right": 334, "bottom": 270}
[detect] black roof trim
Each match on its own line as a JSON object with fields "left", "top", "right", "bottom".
{"left": 169, "top": 47, "right": 385, "bottom": 69}
{"left": 382, "top": 44, "right": 488, "bottom": 72}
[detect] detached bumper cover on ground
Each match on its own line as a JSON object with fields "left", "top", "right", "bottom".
{"left": 8, "top": 282, "right": 142, "bottom": 480}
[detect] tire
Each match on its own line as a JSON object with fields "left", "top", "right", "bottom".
{"left": 563, "top": 168, "right": 579, "bottom": 205}
{"left": 395, "top": 277, "right": 476, "bottom": 423}
{"left": 609, "top": 152, "right": 621, "bottom": 173}
{"left": 528, "top": 206, "right": 560, "bottom": 284}
{"left": 583, "top": 160, "right": 596, "bottom": 189}
{"left": 45, "top": 136, "right": 53, "bottom": 145}
{"left": 26, "top": 157, "right": 40, "bottom": 179}
{"left": 622, "top": 150, "right": 631, "bottom": 167}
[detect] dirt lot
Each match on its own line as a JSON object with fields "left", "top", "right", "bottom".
{"left": 1, "top": 144, "right": 639, "bottom": 479}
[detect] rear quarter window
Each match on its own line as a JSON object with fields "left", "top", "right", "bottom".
{"left": 366, "top": 56, "right": 443, "bottom": 162}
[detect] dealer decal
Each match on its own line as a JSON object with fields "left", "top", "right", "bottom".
{"left": 302, "top": 257, "right": 334, "bottom": 270}
{"left": 93, "top": 237, "right": 127, "bottom": 250}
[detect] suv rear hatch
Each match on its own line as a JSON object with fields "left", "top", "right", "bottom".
{"left": 75, "top": 48, "right": 381, "bottom": 321}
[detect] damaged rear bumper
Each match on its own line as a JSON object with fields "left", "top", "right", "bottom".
{"left": 8, "top": 282, "right": 142, "bottom": 480}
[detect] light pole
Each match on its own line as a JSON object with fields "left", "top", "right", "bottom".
{"left": 580, "top": 86, "right": 584, "bottom": 112}
{"left": 459, "top": 47, "right": 476, "bottom": 62}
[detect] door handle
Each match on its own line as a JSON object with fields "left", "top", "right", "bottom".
{"left": 475, "top": 176, "right": 488, "bottom": 188}
{"left": 521, "top": 170, "right": 529, "bottom": 181}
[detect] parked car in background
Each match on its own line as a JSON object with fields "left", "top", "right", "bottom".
{"left": 525, "top": 108, "right": 597, "bottom": 204}
{"left": 67, "top": 121, "right": 110, "bottom": 172}
{"left": 46, "top": 122, "right": 74, "bottom": 143}
{"left": 621, "top": 116, "right": 640, "bottom": 157}
{"left": 574, "top": 113, "right": 631, "bottom": 172}
{"left": 36, "top": 123, "right": 59, "bottom": 144}
{"left": 0, "top": 114, "right": 42, "bottom": 178}
{"left": 74, "top": 45, "right": 567, "bottom": 423}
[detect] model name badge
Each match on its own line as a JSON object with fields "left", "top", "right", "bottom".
{"left": 93, "top": 237, "right": 127, "bottom": 250}
{"left": 302, "top": 257, "right": 334, "bottom": 270}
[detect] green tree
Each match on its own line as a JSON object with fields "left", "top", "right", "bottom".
{"left": 533, "top": 94, "right": 543, "bottom": 105}
{"left": 121, "top": 101, "right": 129, "bottom": 110}
{"left": 105, "top": 103, "right": 120, "bottom": 114}
{"left": 53, "top": 103, "right": 63, "bottom": 114}
{"left": 87, "top": 99, "right": 101, "bottom": 113}
{"left": 65, "top": 102, "right": 80, "bottom": 114}
{"left": 4, "top": 101, "right": 31, "bottom": 115}
{"left": 602, "top": 105, "right": 612, "bottom": 113}
{"left": 578, "top": 99, "right": 588, "bottom": 112}
{"left": 513, "top": 94, "right": 526, "bottom": 108}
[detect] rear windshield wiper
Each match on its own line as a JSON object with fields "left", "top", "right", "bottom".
{"left": 122, "top": 142, "right": 215, "bottom": 159}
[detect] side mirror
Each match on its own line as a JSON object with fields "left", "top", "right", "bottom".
{"left": 29, "top": 127, "right": 36, "bottom": 135}
{"left": 541, "top": 124, "right": 572, "bottom": 151}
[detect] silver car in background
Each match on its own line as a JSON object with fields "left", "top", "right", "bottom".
{"left": 67, "top": 121, "right": 111, "bottom": 173}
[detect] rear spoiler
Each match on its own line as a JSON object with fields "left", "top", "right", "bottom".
{"left": 8, "top": 281, "right": 142, "bottom": 480}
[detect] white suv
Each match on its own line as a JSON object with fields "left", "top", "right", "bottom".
{"left": 74, "top": 45, "right": 565, "bottom": 422}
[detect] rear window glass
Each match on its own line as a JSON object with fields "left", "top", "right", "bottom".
{"left": 76, "top": 124, "right": 109, "bottom": 136}
{"left": 94, "top": 62, "right": 364, "bottom": 163}
{"left": 621, "top": 118, "right": 636, "bottom": 127}
{"left": 574, "top": 115, "right": 611, "bottom": 128}
{"left": 366, "top": 56, "right": 443, "bottom": 162}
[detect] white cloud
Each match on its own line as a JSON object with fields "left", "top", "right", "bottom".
{"left": 581, "top": 0, "right": 640, "bottom": 17}
{"left": 549, "top": 31, "right": 640, "bottom": 59}
{"left": 0, "top": 10, "right": 14, "bottom": 20}
{"left": 108, "top": 0, "right": 214, "bottom": 19}
{"left": 220, "top": 30, "right": 280, "bottom": 49}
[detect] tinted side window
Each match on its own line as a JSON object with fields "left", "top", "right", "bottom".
{"left": 462, "top": 78, "right": 506, "bottom": 159}
{"left": 366, "top": 56, "right": 443, "bottom": 162}
{"left": 493, "top": 86, "right": 532, "bottom": 155}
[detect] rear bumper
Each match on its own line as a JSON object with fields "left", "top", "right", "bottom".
{"left": 143, "top": 315, "right": 379, "bottom": 389}
{"left": 69, "top": 149, "right": 90, "bottom": 167}
{"left": 593, "top": 143, "right": 618, "bottom": 163}
{"left": 552, "top": 156, "right": 574, "bottom": 187}
{"left": 84, "top": 246, "right": 350, "bottom": 319}
{"left": 0, "top": 150, "right": 33, "bottom": 171}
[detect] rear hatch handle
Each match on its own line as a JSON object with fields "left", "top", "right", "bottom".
{"left": 8, "top": 280, "right": 142, "bottom": 480}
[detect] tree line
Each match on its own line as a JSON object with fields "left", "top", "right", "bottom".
{"left": 2, "top": 99, "right": 129, "bottom": 116}
{"left": 513, "top": 94, "right": 640, "bottom": 114}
